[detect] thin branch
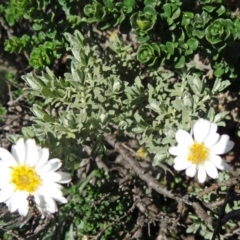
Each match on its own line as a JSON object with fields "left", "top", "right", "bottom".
{"left": 0, "top": 226, "right": 24, "bottom": 240}
{"left": 197, "top": 178, "right": 239, "bottom": 199}
{"left": 221, "top": 209, "right": 240, "bottom": 226}
{"left": 205, "top": 195, "right": 240, "bottom": 209}
{"left": 211, "top": 186, "right": 233, "bottom": 240}
{"left": 83, "top": 145, "right": 109, "bottom": 172}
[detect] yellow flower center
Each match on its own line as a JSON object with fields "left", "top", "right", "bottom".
{"left": 187, "top": 142, "right": 210, "bottom": 164}
{"left": 10, "top": 165, "right": 42, "bottom": 193}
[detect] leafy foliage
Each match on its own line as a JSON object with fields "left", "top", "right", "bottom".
{"left": 61, "top": 170, "right": 133, "bottom": 239}
{"left": 1, "top": 0, "right": 81, "bottom": 69}
{"left": 22, "top": 30, "right": 230, "bottom": 167}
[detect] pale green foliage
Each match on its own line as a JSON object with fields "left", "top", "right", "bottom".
{"left": 22, "top": 30, "right": 230, "bottom": 166}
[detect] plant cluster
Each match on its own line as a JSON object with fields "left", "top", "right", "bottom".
{"left": 1, "top": 0, "right": 240, "bottom": 239}
{"left": 1, "top": 0, "right": 83, "bottom": 69}
{"left": 83, "top": 0, "right": 240, "bottom": 78}
{"left": 2, "top": 0, "right": 240, "bottom": 77}
{"left": 17, "top": 30, "right": 233, "bottom": 239}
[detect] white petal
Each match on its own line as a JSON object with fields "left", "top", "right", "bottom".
{"left": 33, "top": 193, "right": 45, "bottom": 207}
{"left": 42, "top": 172, "right": 71, "bottom": 183}
{"left": 175, "top": 130, "right": 193, "bottom": 146}
{"left": 169, "top": 146, "right": 188, "bottom": 156}
{"left": 8, "top": 195, "right": 19, "bottom": 213}
{"left": 204, "top": 123, "right": 219, "bottom": 146}
{"left": 11, "top": 138, "right": 25, "bottom": 164}
{"left": 18, "top": 196, "right": 30, "bottom": 216}
{"left": 169, "top": 146, "right": 179, "bottom": 156}
{"left": 210, "top": 155, "right": 229, "bottom": 170}
{"left": 173, "top": 159, "right": 192, "bottom": 171}
{"left": 173, "top": 156, "right": 188, "bottom": 164}
{"left": 204, "top": 133, "right": 220, "bottom": 147}
{"left": 193, "top": 119, "right": 211, "bottom": 142}
{"left": 41, "top": 182, "right": 67, "bottom": 204}
{"left": 186, "top": 164, "right": 197, "bottom": 177}
{"left": 0, "top": 163, "right": 12, "bottom": 180}
{"left": 204, "top": 161, "right": 219, "bottom": 179}
{"left": 35, "top": 148, "right": 49, "bottom": 169}
{"left": 54, "top": 196, "right": 67, "bottom": 203}
{"left": 47, "top": 159, "right": 62, "bottom": 171}
{"left": 0, "top": 148, "right": 18, "bottom": 167}
{"left": 0, "top": 185, "right": 15, "bottom": 202}
{"left": 44, "top": 196, "right": 58, "bottom": 213}
{"left": 9, "top": 191, "right": 28, "bottom": 214}
{"left": 25, "top": 139, "right": 40, "bottom": 166}
{"left": 37, "top": 158, "right": 62, "bottom": 175}
{"left": 40, "top": 182, "right": 63, "bottom": 197}
{"left": 197, "top": 166, "right": 207, "bottom": 183}
{"left": 211, "top": 135, "right": 234, "bottom": 154}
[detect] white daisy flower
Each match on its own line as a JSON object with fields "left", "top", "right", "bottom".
{"left": 169, "top": 118, "right": 234, "bottom": 183}
{"left": 0, "top": 138, "right": 71, "bottom": 217}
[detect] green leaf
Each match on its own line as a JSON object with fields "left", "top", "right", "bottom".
{"left": 186, "top": 38, "right": 198, "bottom": 51}
{"left": 191, "top": 76, "right": 203, "bottom": 93}
{"left": 102, "top": 0, "right": 114, "bottom": 9}
{"left": 172, "top": 99, "right": 188, "bottom": 112}
{"left": 193, "top": 29, "right": 205, "bottom": 39}
{"left": 41, "top": 86, "right": 52, "bottom": 97}
{"left": 172, "top": 6, "right": 181, "bottom": 19}
{"left": 137, "top": 43, "right": 160, "bottom": 65}
{"left": 22, "top": 127, "right": 35, "bottom": 138}
{"left": 216, "top": 5, "right": 226, "bottom": 16}
{"left": 214, "top": 68, "right": 224, "bottom": 77}
{"left": 202, "top": 5, "right": 216, "bottom": 13}
{"left": 123, "top": 0, "right": 135, "bottom": 8}
{"left": 136, "top": 19, "right": 152, "bottom": 30}
{"left": 144, "top": 0, "right": 158, "bottom": 6}
{"left": 207, "top": 107, "right": 215, "bottom": 122}
{"left": 32, "top": 23, "right": 42, "bottom": 31}
{"left": 136, "top": 34, "right": 150, "bottom": 43}
{"left": 166, "top": 42, "right": 174, "bottom": 55}
{"left": 143, "top": 6, "right": 157, "bottom": 19}
{"left": 174, "top": 56, "right": 185, "bottom": 68}
{"left": 181, "top": 12, "right": 194, "bottom": 26}
{"left": 212, "top": 79, "right": 230, "bottom": 92}
{"left": 152, "top": 151, "right": 167, "bottom": 165}
{"left": 162, "top": 3, "right": 171, "bottom": 18}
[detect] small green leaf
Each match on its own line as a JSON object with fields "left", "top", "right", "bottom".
{"left": 123, "top": 0, "right": 135, "bottom": 8}
{"left": 136, "top": 19, "right": 151, "bottom": 30}
{"left": 187, "top": 38, "right": 198, "bottom": 51}
{"left": 214, "top": 68, "right": 224, "bottom": 77}
{"left": 181, "top": 12, "right": 194, "bottom": 26}
{"left": 166, "top": 42, "right": 174, "bottom": 55}
{"left": 216, "top": 5, "right": 226, "bottom": 16}
{"left": 33, "top": 23, "right": 42, "bottom": 31}
{"left": 172, "top": 7, "right": 181, "bottom": 19}
{"left": 102, "top": 0, "right": 114, "bottom": 9}
{"left": 203, "top": 5, "right": 216, "bottom": 13}
{"left": 162, "top": 3, "right": 171, "bottom": 18}
{"left": 174, "top": 56, "right": 185, "bottom": 69}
